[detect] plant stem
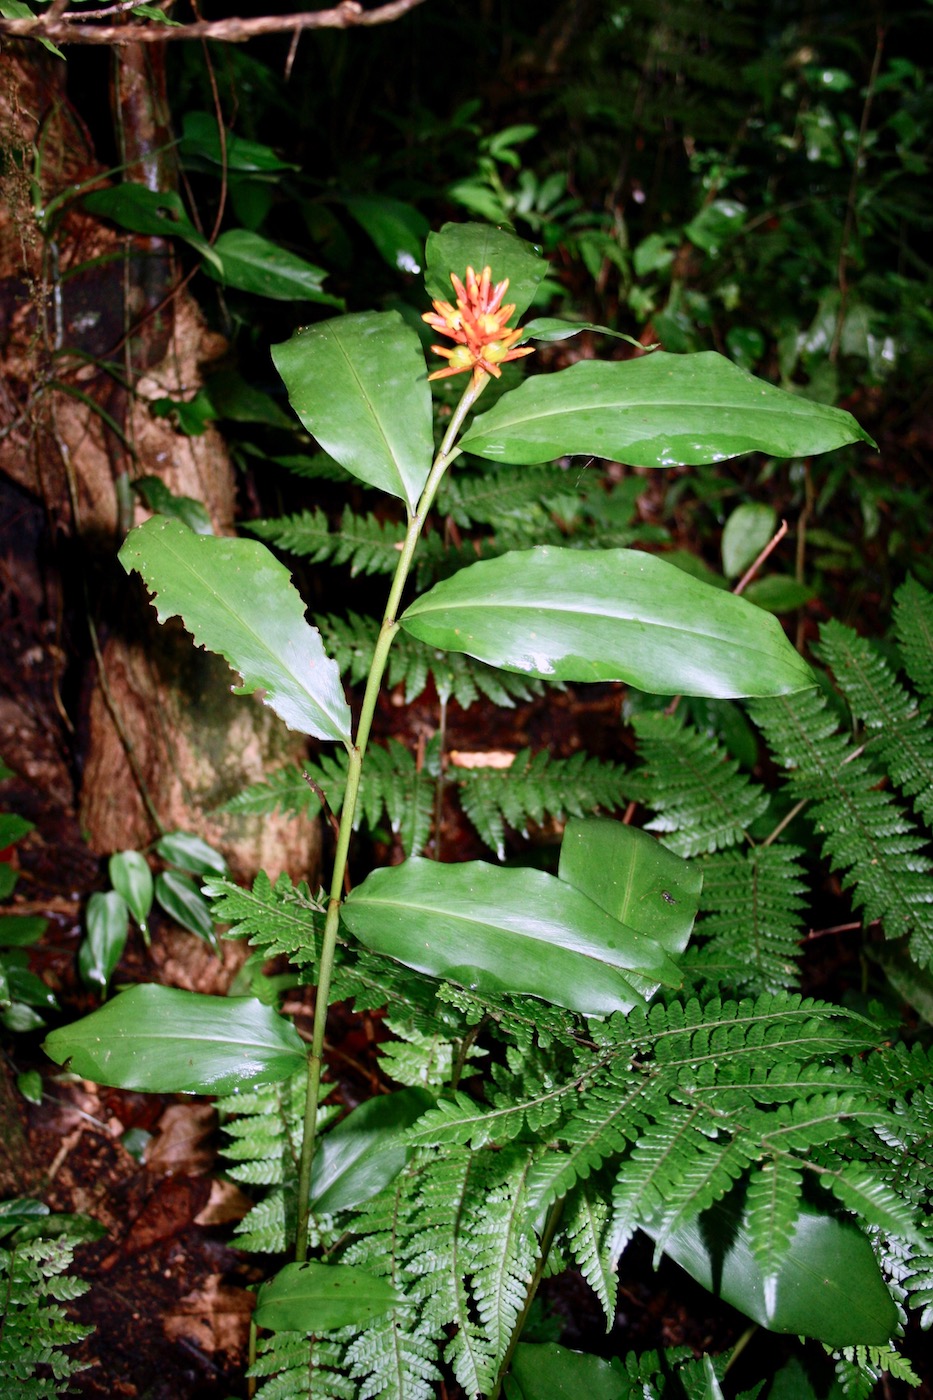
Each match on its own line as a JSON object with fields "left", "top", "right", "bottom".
{"left": 294, "top": 372, "right": 489, "bottom": 1261}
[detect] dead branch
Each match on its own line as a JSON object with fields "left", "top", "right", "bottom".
{"left": 0, "top": 0, "right": 427, "bottom": 47}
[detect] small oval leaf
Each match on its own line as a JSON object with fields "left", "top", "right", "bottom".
{"left": 80, "top": 890, "right": 129, "bottom": 995}
{"left": 108, "top": 851, "right": 154, "bottom": 930}
{"left": 155, "top": 870, "right": 218, "bottom": 950}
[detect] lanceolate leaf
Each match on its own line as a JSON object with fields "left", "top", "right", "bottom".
{"left": 119, "top": 517, "right": 351, "bottom": 743}
{"left": 205, "top": 229, "right": 343, "bottom": 305}
{"left": 309, "top": 1087, "right": 434, "bottom": 1214}
{"left": 43, "top": 985, "right": 306, "bottom": 1094}
{"left": 342, "top": 857, "right": 681, "bottom": 1017}
{"left": 459, "top": 352, "right": 875, "bottom": 467}
{"left": 254, "top": 1260, "right": 402, "bottom": 1333}
{"left": 558, "top": 818, "right": 701, "bottom": 957}
{"left": 272, "top": 311, "right": 433, "bottom": 511}
{"left": 401, "top": 547, "right": 814, "bottom": 699}
{"left": 425, "top": 222, "right": 545, "bottom": 319}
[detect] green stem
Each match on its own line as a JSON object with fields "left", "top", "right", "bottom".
{"left": 294, "top": 371, "right": 489, "bottom": 1261}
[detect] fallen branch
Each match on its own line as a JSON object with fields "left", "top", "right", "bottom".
{"left": 0, "top": 0, "right": 427, "bottom": 47}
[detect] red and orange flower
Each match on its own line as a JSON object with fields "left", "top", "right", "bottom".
{"left": 423, "top": 265, "right": 535, "bottom": 382}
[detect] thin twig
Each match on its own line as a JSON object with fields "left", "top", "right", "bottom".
{"left": 733, "top": 518, "right": 788, "bottom": 596}
{"left": 0, "top": 0, "right": 428, "bottom": 45}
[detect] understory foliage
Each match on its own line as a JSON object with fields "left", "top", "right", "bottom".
{"left": 0, "top": 1234, "right": 91, "bottom": 1398}
{"left": 208, "top": 581, "right": 933, "bottom": 1399}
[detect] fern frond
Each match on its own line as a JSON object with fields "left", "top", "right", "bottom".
{"left": 248, "top": 506, "right": 406, "bottom": 577}
{"left": 627, "top": 711, "right": 768, "bottom": 855}
{"left": 222, "top": 740, "right": 435, "bottom": 858}
{"left": 831, "top": 1343, "right": 921, "bottom": 1397}
{"left": 686, "top": 844, "right": 807, "bottom": 993}
{"left": 894, "top": 575, "right": 933, "bottom": 702}
{"left": 250, "top": 1334, "right": 356, "bottom": 1400}
{"left": 561, "top": 1181, "right": 618, "bottom": 1327}
{"left": 817, "top": 619, "right": 933, "bottom": 826}
{"left": 378, "top": 1018, "right": 485, "bottom": 1089}
{"left": 457, "top": 748, "right": 630, "bottom": 860}
{"left": 750, "top": 688, "right": 933, "bottom": 966}
{"left": 318, "top": 612, "right": 546, "bottom": 709}
{"left": 745, "top": 1155, "right": 804, "bottom": 1285}
{"left": 0, "top": 1238, "right": 92, "bottom": 1399}
{"left": 438, "top": 462, "right": 571, "bottom": 529}
{"left": 205, "top": 871, "right": 323, "bottom": 969}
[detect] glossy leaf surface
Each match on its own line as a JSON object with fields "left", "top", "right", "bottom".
{"left": 459, "top": 353, "right": 874, "bottom": 466}
{"left": 108, "top": 851, "right": 153, "bottom": 932}
{"left": 155, "top": 829, "right": 228, "bottom": 877}
{"left": 507, "top": 1343, "right": 631, "bottom": 1400}
{"left": 119, "top": 517, "right": 351, "bottom": 743}
{"left": 205, "top": 230, "right": 342, "bottom": 304}
{"left": 342, "top": 857, "right": 681, "bottom": 1017}
{"left": 79, "top": 890, "right": 129, "bottom": 995}
{"left": 43, "top": 985, "right": 306, "bottom": 1094}
{"left": 401, "top": 547, "right": 814, "bottom": 699}
{"left": 722, "top": 502, "right": 778, "bottom": 579}
{"left": 346, "top": 195, "right": 429, "bottom": 275}
{"left": 155, "top": 871, "right": 218, "bottom": 951}
{"left": 558, "top": 818, "right": 701, "bottom": 957}
{"left": 309, "top": 1087, "right": 434, "bottom": 1214}
{"left": 254, "top": 1260, "right": 401, "bottom": 1333}
{"left": 649, "top": 1198, "right": 898, "bottom": 1346}
{"left": 425, "top": 222, "right": 545, "bottom": 319}
{"left": 272, "top": 311, "right": 433, "bottom": 510}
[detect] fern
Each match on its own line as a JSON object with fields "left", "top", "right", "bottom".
{"left": 749, "top": 684, "right": 933, "bottom": 967}
{"left": 457, "top": 748, "right": 630, "bottom": 859}
{"left": 894, "top": 575, "right": 933, "bottom": 701}
{"left": 560, "top": 1181, "right": 618, "bottom": 1327}
{"left": 318, "top": 611, "right": 546, "bottom": 708}
{"left": 626, "top": 710, "right": 769, "bottom": 855}
{"left": 685, "top": 843, "right": 808, "bottom": 993}
{"left": 437, "top": 461, "right": 572, "bottom": 529}
{"left": 205, "top": 870, "right": 323, "bottom": 969}
{"left": 0, "top": 1236, "right": 91, "bottom": 1399}
{"left": 817, "top": 618, "right": 933, "bottom": 826}
{"left": 247, "top": 506, "right": 406, "bottom": 578}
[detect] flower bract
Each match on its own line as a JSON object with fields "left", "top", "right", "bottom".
{"left": 423, "top": 265, "right": 535, "bottom": 381}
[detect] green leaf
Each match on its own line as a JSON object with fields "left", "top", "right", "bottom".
{"left": 342, "top": 857, "right": 681, "bottom": 1017}
{"left": 425, "top": 222, "right": 545, "bottom": 319}
{"left": 651, "top": 1197, "right": 898, "bottom": 1347}
{"left": 79, "top": 890, "right": 129, "bottom": 995}
{"left": 520, "top": 318, "right": 644, "bottom": 349}
{"left": 155, "top": 871, "right": 218, "bottom": 951}
{"left": 253, "top": 1260, "right": 402, "bottom": 1333}
{"left": 345, "top": 195, "right": 429, "bottom": 275}
{"left": 43, "top": 985, "right": 306, "bottom": 1094}
{"left": 558, "top": 818, "right": 701, "bottom": 957}
{"left": 180, "top": 111, "right": 299, "bottom": 172}
{"left": 16, "top": 1069, "right": 43, "bottom": 1105}
{"left": 400, "top": 547, "right": 814, "bottom": 699}
{"left": 508, "top": 1343, "right": 629, "bottom": 1400}
{"left": 205, "top": 230, "right": 343, "bottom": 305}
{"left": 0, "top": 915, "right": 48, "bottom": 947}
{"left": 155, "top": 829, "right": 228, "bottom": 876}
{"left": 272, "top": 311, "right": 433, "bottom": 511}
{"left": 743, "top": 576, "right": 818, "bottom": 613}
{"left": 684, "top": 199, "right": 747, "bottom": 255}
{"left": 722, "top": 503, "right": 778, "bottom": 579}
{"left": 134, "top": 476, "right": 214, "bottom": 534}
{"left": 0, "top": 864, "right": 16, "bottom": 898}
{"left": 108, "top": 851, "right": 154, "bottom": 933}
{"left": 82, "top": 185, "right": 217, "bottom": 268}
{"left": 119, "top": 516, "right": 351, "bottom": 744}
{"left": 459, "top": 353, "right": 875, "bottom": 467}
{"left": 0, "top": 813, "right": 33, "bottom": 847}
{"left": 309, "top": 1087, "right": 434, "bottom": 1214}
